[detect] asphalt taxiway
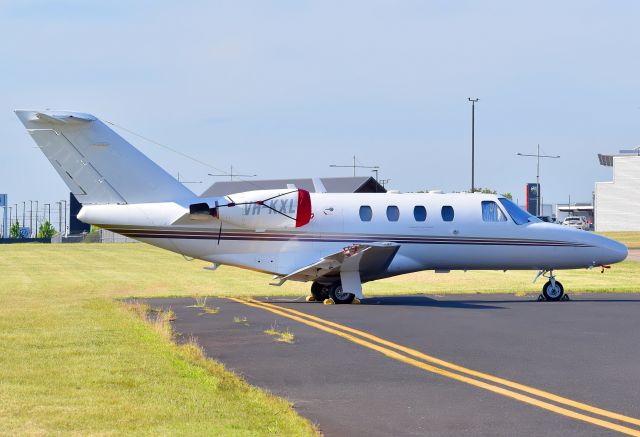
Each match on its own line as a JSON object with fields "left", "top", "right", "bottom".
{"left": 145, "top": 294, "right": 640, "bottom": 436}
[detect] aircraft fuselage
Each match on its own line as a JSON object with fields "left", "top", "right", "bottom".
{"left": 78, "top": 192, "right": 628, "bottom": 282}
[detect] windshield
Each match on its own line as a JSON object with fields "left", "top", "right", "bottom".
{"left": 498, "top": 198, "right": 541, "bottom": 225}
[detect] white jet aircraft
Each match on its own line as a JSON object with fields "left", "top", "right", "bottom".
{"left": 15, "top": 110, "right": 628, "bottom": 304}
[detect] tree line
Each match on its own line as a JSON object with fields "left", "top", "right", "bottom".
{"left": 8, "top": 220, "right": 57, "bottom": 239}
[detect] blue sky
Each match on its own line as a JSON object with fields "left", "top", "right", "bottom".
{"left": 1, "top": 0, "right": 639, "bottom": 213}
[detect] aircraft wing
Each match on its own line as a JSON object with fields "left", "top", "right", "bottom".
{"left": 270, "top": 242, "right": 400, "bottom": 286}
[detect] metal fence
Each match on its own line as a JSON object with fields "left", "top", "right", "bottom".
{"left": 84, "top": 229, "right": 138, "bottom": 243}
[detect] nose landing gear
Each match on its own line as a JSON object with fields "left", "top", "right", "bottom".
{"left": 534, "top": 270, "right": 569, "bottom": 301}
{"left": 542, "top": 278, "right": 564, "bottom": 301}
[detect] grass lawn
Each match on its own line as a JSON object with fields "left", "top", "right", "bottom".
{"left": 0, "top": 244, "right": 316, "bottom": 436}
{"left": 598, "top": 231, "right": 640, "bottom": 249}
{"left": 1, "top": 238, "right": 638, "bottom": 435}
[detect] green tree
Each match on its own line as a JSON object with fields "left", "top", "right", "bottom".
{"left": 9, "top": 221, "right": 21, "bottom": 239}
{"left": 473, "top": 188, "right": 513, "bottom": 200}
{"left": 472, "top": 187, "right": 497, "bottom": 194}
{"left": 37, "top": 221, "right": 57, "bottom": 238}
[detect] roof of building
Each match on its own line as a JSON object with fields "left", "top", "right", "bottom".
{"left": 598, "top": 147, "right": 640, "bottom": 167}
{"left": 557, "top": 204, "right": 594, "bottom": 212}
{"left": 199, "top": 176, "right": 386, "bottom": 197}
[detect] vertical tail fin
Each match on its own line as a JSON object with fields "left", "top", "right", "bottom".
{"left": 15, "top": 110, "right": 194, "bottom": 204}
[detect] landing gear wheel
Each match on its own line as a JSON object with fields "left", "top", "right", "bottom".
{"left": 329, "top": 282, "right": 355, "bottom": 305}
{"left": 310, "top": 282, "right": 329, "bottom": 302}
{"left": 542, "top": 280, "right": 564, "bottom": 301}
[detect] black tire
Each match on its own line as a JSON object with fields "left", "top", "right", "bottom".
{"left": 329, "top": 282, "right": 355, "bottom": 305}
{"left": 310, "top": 282, "right": 330, "bottom": 301}
{"left": 542, "top": 280, "right": 564, "bottom": 301}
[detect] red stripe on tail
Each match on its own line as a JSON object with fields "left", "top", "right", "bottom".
{"left": 296, "top": 189, "right": 312, "bottom": 227}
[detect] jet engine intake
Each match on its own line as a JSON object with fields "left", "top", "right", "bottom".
{"left": 192, "top": 189, "right": 312, "bottom": 229}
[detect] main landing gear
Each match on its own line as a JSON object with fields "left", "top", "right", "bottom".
{"left": 308, "top": 281, "right": 357, "bottom": 305}
{"left": 309, "top": 282, "right": 329, "bottom": 302}
{"left": 534, "top": 270, "right": 568, "bottom": 301}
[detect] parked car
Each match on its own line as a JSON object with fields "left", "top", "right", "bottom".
{"left": 562, "top": 216, "right": 589, "bottom": 230}
{"left": 536, "top": 216, "right": 556, "bottom": 223}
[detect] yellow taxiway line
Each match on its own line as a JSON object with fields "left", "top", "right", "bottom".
{"left": 228, "top": 297, "right": 640, "bottom": 436}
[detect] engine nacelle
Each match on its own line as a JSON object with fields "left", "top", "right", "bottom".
{"left": 194, "top": 189, "right": 312, "bottom": 230}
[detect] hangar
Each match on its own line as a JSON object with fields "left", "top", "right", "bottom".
{"left": 595, "top": 149, "right": 640, "bottom": 231}
{"left": 200, "top": 176, "right": 386, "bottom": 197}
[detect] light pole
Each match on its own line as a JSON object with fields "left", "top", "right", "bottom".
{"left": 330, "top": 156, "right": 379, "bottom": 177}
{"left": 22, "top": 201, "right": 25, "bottom": 229}
{"left": 34, "top": 201, "right": 39, "bottom": 237}
{"left": 29, "top": 200, "right": 33, "bottom": 237}
{"left": 468, "top": 98, "right": 479, "bottom": 192}
{"left": 517, "top": 144, "right": 560, "bottom": 216}
{"left": 61, "top": 199, "right": 67, "bottom": 236}
{"left": 56, "top": 202, "right": 62, "bottom": 234}
{"left": 44, "top": 203, "right": 51, "bottom": 224}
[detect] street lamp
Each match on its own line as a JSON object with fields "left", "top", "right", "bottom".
{"left": 468, "top": 98, "right": 479, "bottom": 192}
{"left": 34, "top": 200, "right": 39, "bottom": 237}
{"left": 517, "top": 144, "right": 560, "bottom": 216}
{"left": 61, "top": 199, "right": 67, "bottom": 236}
{"left": 56, "top": 202, "right": 62, "bottom": 233}
{"left": 29, "top": 200, "right": 34, "bottom": 237}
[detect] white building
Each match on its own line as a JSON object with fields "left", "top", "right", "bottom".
{"left": 595, "top": 151, "right": 640, "bottom": 231}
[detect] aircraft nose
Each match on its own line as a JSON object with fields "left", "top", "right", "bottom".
{"left": 605, "top": 238, "right": 628, "bottom": 264}
{"left": 592, "top": 234, "right": 628, "bottom": 265}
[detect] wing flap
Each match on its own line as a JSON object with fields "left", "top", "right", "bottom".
{"left": 270, "top": 242, "right": 400, "bottom": 285}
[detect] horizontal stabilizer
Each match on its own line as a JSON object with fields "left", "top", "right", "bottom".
{"left": 32, "top": 111, "right": 96, "bottom": 124}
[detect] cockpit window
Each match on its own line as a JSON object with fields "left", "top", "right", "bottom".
{"left": 498, "top": 198, "right": 541, "bottom": 225}
{"left": 482, "top": 201, "right": 507, "bottom": 222}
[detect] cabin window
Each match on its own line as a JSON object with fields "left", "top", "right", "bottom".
{"left": 441, "top": 205, "right": 454, "bottom": 222}
{"left": 386, "top": 205, "right": 400, "bottom": 222}
{"left": 359, "top": 205, "right": 373, "bottom": 222}
{"left": 413, "top": 205, "right": 427, "bottom": 222}
{"left": 481, "top": 201, "right": 507, "bottom": 222}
